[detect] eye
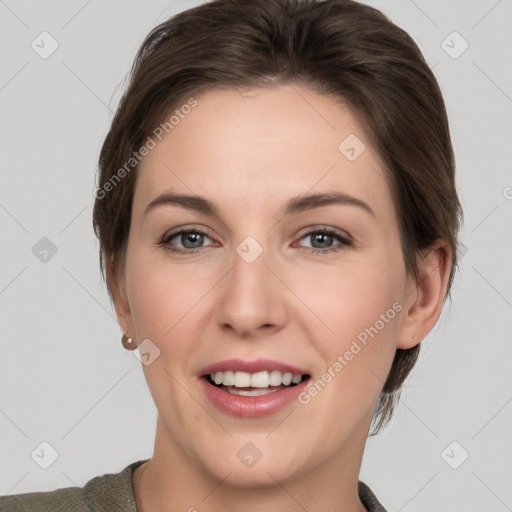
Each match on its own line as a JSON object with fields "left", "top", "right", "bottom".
{"left": 159, "top": 226, "right": 352, "bottom": 256}
{"left": 160, "top": 228, "right": 215, "bottom": 254}
{"left": 295, "top": 228, "right": 352, "bottom": 254}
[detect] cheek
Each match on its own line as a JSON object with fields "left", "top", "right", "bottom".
{"left": 125, "top": 252, "right": 217, "bottom": 366}
{"left": 125, "top": 265, "right": 203, "bottom": 414}
{"left": 295, "top": 256, "right": 403, "bottom": 348}
{"left": 337, "top": 274, "right": 400, "bottom": 342}
{"left": 290, "top": 259, "right": 404, "bottom": 419}
{"left": 128, "top": 274, "right": 174, "bottom": 340}
{"left": 293, "top": 264, "right": 403, "bottom": 422}
{"left": 126, "top": 243, "right": 181, "bottom": 319}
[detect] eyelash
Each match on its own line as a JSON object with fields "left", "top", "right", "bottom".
{"left": 159, "top": 227, "right": 352, "bottom": 256}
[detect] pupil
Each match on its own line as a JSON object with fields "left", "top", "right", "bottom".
{"left": 313, "top": 233, "right": 332, "bottom": 248}
{"left": 184, "top": 232, "right": 203, "bottom": 248}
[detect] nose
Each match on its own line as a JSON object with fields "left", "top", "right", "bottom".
{"left": 215, "top": 244, "right": 288, "bottom": 338}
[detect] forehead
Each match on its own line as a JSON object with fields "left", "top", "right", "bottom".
{"left": 134, "top": 84, "right": 392, "bottom": 220}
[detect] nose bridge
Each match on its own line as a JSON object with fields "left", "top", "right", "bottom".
{"left": 216, "top": 234, "right": 286, "bottom": 334}
{"left": 232, "top": 236, "right": 268, "bottom": 291}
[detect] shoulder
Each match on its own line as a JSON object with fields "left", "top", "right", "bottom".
{"left": 0, "top": 460, "right": 148, "bottom": 512}
{"left": 358, "top": 480, "right": 388, "bottom": 512}
{"left": 0, "top": 486, "right": 87, "bottom": 512}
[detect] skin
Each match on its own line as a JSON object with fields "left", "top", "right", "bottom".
{"left": 108, "top": 84, "right": 452, "bottom": 512}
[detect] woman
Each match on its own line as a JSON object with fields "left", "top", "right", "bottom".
{"left": 0, "top": 0, "right": 462, "bottom": 510}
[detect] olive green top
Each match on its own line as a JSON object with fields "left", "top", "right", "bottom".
{"left": 0, "top": 459, "right": 388, "bottom": 511}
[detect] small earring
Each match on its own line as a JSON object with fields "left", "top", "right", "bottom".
{"left": 122, "top": 332, "right": 137, "bottom": 351}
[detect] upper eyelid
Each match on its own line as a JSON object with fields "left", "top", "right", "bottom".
{"left": 296, "top": 225, "right": 351, "bottom": 239}
{"left": 164, "top": 225, "right": 215, "bottom": 241}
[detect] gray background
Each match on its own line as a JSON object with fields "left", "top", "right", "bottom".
{"left": 1, "top": 1, "right": 511, "bottom": 510}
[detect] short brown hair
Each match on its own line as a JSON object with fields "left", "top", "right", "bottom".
{"left": 92, "top": 0, "right": 463, "bottom": 435}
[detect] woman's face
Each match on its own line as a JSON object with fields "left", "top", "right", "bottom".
{"left": 116, "top": 84, "right": 416, "bottom": 485}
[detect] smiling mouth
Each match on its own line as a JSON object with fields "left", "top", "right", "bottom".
{"left": 203, "top": 371, "right": 311, "bottom": 396}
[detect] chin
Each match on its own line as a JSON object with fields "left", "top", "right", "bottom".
{"left": 194, "top": 439, "right": 308, "bottom": 489}
{"left": 211, "top": 461, "right": 300, "bottom": 489}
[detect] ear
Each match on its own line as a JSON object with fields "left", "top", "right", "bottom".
{"left": 396, "top": 239, "right": 452, "bottom": 349}
{"left": 106, "top": 254, "right": 134, "bottom": 338}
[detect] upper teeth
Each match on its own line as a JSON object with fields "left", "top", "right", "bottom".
{"left": 210, "top": 370, "right": 303, "bottom": 388}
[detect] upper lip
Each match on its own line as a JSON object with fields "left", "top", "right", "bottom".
{"left": 199, "top": 358, "right": 309, "bottom": 377}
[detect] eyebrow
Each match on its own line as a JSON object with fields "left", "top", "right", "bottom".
{"left": 144, "top": 191, "right": 375, "bottom": 219}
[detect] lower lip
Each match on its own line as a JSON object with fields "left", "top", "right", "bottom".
{"left": 199, "top": 377, "right": 309, "bottom": 418}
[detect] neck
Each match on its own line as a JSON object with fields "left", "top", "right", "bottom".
{"left": 133, "top": 415, "right": 370, "bottom": 512}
